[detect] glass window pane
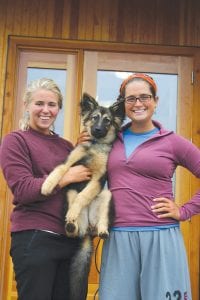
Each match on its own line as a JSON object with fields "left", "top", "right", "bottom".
{"left": 96, "top": 70, "right": 178, "bottom": 191}
{"left": 96, "top": 71, "right": 178, "bottom": 132}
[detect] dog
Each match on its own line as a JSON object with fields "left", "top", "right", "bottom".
{"left": 41, "top": 93, "right": 125, "bottom": 299}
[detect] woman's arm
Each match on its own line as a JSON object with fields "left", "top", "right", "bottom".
{"left": 0, "top": 133, "right": 47, "bottom": 204}
{"left": 151, "top": 135, "right": 200, "bottom": 221}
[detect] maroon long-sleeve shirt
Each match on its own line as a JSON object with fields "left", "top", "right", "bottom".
{"left": 0, "top": 128, "right": 73, "bottom": 234}
{"left": 108, "top": 121, "right": 200, "bottom": 227}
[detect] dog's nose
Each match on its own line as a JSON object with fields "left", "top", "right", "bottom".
{"left": 94, "top": 127, "right": 102, "bottom": 133}
{"left": 92, "top": 127, "right": 106, "bottom": 138}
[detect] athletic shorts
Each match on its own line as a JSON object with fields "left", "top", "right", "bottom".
{"left": 99, "top": 227, "right": 192, "bottom": 300}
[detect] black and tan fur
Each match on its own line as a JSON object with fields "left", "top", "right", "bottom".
{"left": 41, "top": 93, "right": 125, "bottom": 299}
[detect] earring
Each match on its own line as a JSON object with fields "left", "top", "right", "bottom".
{"left": 25, "top": 111, "right": 30, "bottom": 118}
{"left": 50, "top": 123, "right": 55, "bottom": 132}
{"left": 24, "top": 111, "right": 30, "bottom": 130}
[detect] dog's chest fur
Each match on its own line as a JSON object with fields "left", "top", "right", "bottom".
{"left": 77, "top": 142, "right": 111, "bottom": 176}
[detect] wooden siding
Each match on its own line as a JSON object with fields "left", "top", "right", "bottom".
{"left": 1, "top": 0, "right": 200, "bottom": 131}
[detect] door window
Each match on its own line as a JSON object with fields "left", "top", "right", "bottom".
{"left": 96, "top": 71, "right": 178, "bottom": 132}
{"left": 27, "top": 67, "right": 67, "bottom": 136}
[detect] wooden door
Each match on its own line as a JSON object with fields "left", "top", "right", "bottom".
{"left": 1, "top": 43, "right": 199, "bottom": 300}
{"left": 83, "top": 51, "right": 198, "bottom": 299}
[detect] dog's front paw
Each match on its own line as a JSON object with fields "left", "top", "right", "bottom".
{"left": 41, "top": 178, "right": 56, "bottom": 195}
{"left": 41, "top": 165, "right": 69, "bottom": 195}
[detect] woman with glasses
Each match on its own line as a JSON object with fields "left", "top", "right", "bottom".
{"left": 98, "top": 73, "right": 200, "bottom": 300}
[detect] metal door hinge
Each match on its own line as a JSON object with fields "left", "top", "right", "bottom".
{"left": 191, "top": 71, "right": 194, "bottom": 85}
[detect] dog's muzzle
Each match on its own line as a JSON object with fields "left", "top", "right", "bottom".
{"left": 91, "top": 127, "right": 107, "bottom": 138}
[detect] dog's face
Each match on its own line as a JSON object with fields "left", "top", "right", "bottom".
{"left": 80, "top": 93, "right": 125, "bottom": 143}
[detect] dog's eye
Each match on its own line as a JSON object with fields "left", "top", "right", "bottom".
{"left": 91, "top": 115, "right": 99, "bottom": 121}
{"left": 104, "top": 118, "right": 111, "bottom": 125}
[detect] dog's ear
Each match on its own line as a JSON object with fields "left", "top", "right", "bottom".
{"left": 80, "top": 93, "right": 99, "bottom": 117}
{"left": 110, "top": 97, "right": 125, "bottom": 123}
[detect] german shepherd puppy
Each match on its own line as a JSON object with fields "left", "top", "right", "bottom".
{"left": 41, "top": 93, "right": 125, "bottom": 299}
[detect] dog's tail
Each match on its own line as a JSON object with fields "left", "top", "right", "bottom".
{"left": 70, "top": 235, "right": 93, "bottom": 300}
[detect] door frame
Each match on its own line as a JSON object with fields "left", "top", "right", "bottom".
{"left": 1, "top": 36, "right": 200, "bottom": 300}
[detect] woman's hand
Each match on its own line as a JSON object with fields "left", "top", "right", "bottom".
{"left": 76, "top": 130, "right": 91, "bottom": 145}
{"left": 58, "top": 165, "right": 92, "bottom": 188}
{"left": 151, "top": 197, "right": 181, "bottom": 220}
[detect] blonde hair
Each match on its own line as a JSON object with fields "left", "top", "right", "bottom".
{"left": 19, "top": 78, "right": 63, "bottom": 131}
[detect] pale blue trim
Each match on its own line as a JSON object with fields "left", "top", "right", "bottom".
{"left": 111, "top": 224, "right": 179, "bottom": 232}
{"left": 123, "top": 127, "right": 159, "bottom": 157}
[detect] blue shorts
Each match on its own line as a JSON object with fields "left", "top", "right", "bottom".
{"left": 99, "top": 227, "right": 192, "bottom": 300}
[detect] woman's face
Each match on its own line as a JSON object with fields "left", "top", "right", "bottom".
{"left": 125, "top": 80, "right": 158, "bottom": 126}
{"left": 27, "top": 88, "right": 60, "bottom": 135}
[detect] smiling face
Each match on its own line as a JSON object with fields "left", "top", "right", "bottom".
{"left": 26, "top": 88, "right": 60, "bottom": 135}
{"left": 125, "top": 80, "right": 158, "bottom": 132}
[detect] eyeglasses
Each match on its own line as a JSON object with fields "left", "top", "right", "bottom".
{"left": 125, "top": 94, "right": 152, "bottom": 104}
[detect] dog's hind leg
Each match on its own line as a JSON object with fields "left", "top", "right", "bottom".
{"left": 66, "top": 180, "right": 101, "bottom": 225}
{"left": 69, "top": 235, "right": 93, "bottom": 300}
{"left": 65, "top": 190, "right": 89, "bottom": 237}
{"left": 89, "top": 189, "right": 113, "bottom": 239}
{"left": 77, "top": 207, "right": 90, "bottom": 237}
{"left": 65, "top": 190, "right": 79, "bottom": 237}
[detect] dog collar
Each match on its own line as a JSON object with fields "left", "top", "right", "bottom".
{"left": 91, "top": 139, "right": 97, "bottom": 144}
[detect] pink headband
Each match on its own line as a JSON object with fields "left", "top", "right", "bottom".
{"left": 120, "top": 73, "right": 157, "bottom": 95}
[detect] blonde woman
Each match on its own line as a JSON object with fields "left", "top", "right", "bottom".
{"left": 0, "top": 78, "right": 91, "bottom": 300}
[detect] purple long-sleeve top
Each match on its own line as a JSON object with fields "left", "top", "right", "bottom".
{"left": 0, "top": 128, "right": 73, "bottom": 234}
{"left": 108, "top": 121, "right": 200, "bottom": 227}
